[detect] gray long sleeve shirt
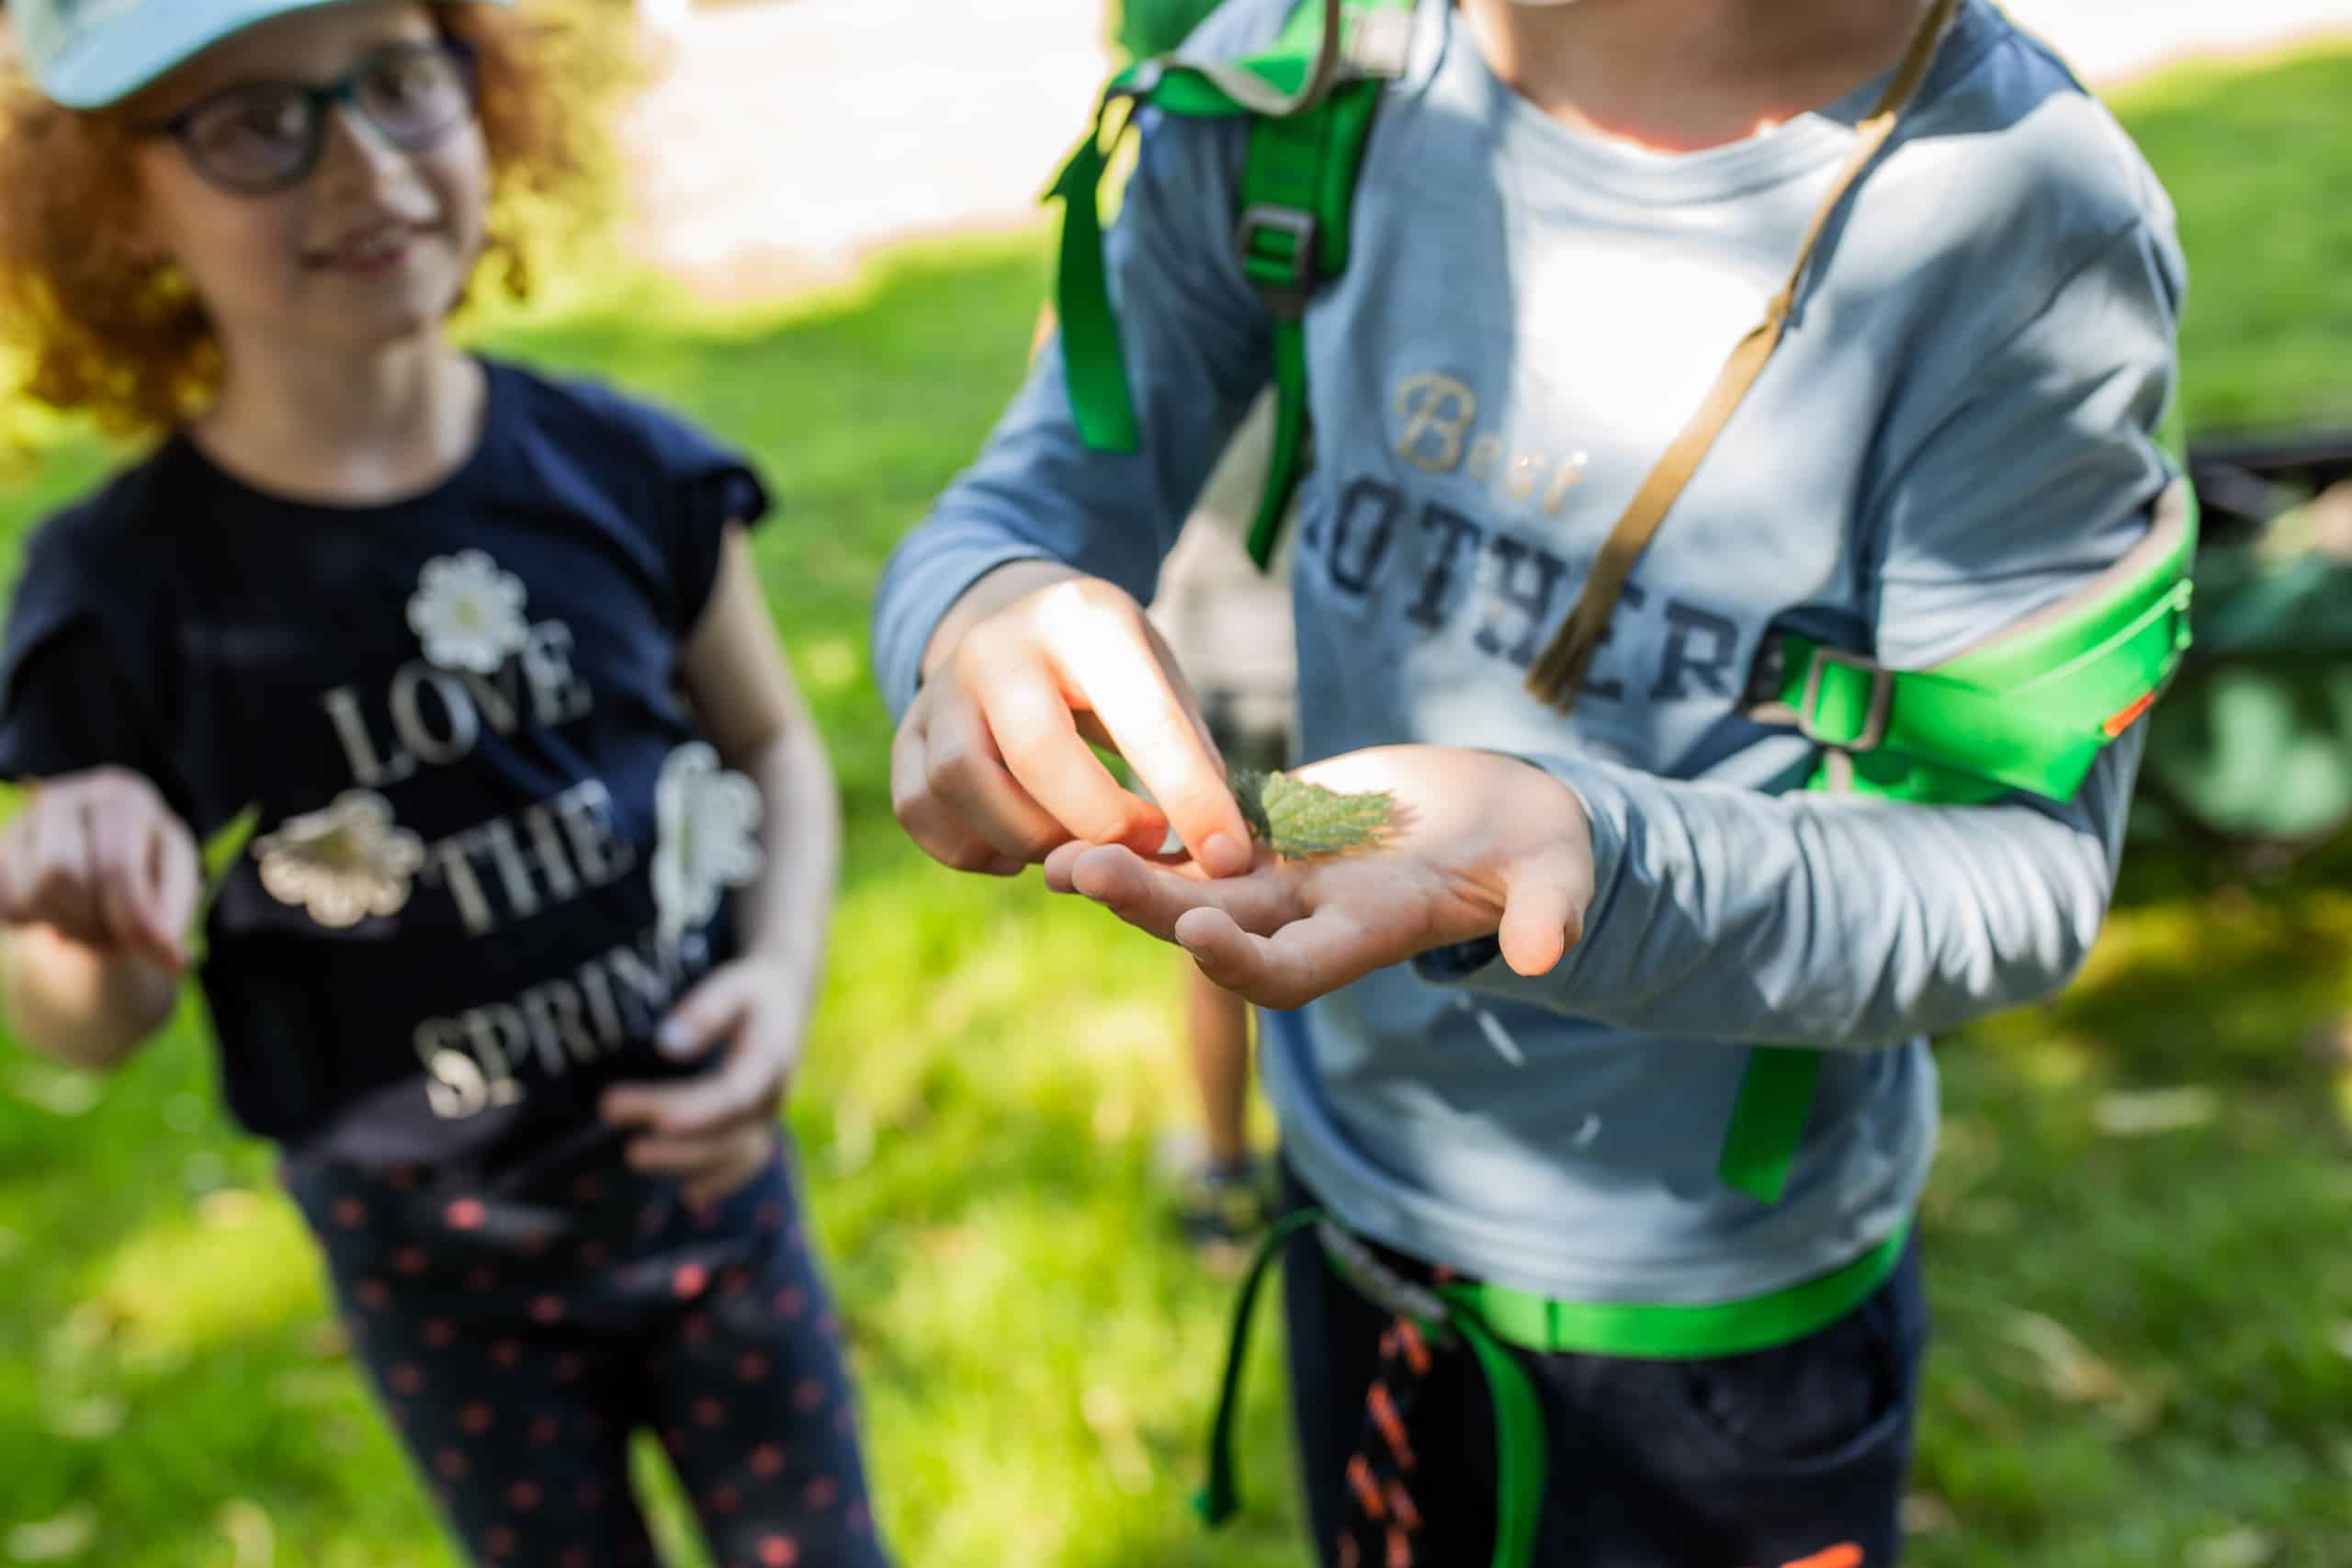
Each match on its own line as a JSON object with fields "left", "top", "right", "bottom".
{"left": 872, "top": 0, "right": 2186, "bottom": 1304}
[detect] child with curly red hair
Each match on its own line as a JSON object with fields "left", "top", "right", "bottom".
{"left": 0, "top": 5, "right": 889, "bottom": 1564}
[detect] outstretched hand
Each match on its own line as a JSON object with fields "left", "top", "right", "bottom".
{"left": 1043, "top": 746, "right": 1596, "bottom": 1010}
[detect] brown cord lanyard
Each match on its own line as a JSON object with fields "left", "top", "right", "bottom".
{"left": 1524, "top": 0, "right": 1965, "bottom": 713}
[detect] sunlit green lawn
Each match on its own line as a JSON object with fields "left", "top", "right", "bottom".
{"left": 2, "top": 35, "right": 2350, "bottom": 1568}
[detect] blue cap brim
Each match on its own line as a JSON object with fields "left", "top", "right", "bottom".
{"left": 32, "top": 0, "right": 514, "bottom": 110}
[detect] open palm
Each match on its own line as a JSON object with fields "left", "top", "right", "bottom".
{"left": 1042, "top": 745, "right": 1596, "bottom": 1010}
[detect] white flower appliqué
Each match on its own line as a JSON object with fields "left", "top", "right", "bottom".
{"left": 406, "top": 549, "right": 530, "bottom": 674}
{"left": 252, "top": 791, "right": 426, "bottom": 929}
{"left": 651, "top": 742, "right": 764, "bottom": 944}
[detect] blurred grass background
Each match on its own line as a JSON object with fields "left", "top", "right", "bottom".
{"left": 0, "top": 10, "right": 2349, "bottom": 1567}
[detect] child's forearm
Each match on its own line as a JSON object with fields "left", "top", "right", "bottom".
{"left": 2, "top": 925, "right": 178, "bottom": 1071}
{"left": 730, "top": 726, "right": 842, "bottom": 998}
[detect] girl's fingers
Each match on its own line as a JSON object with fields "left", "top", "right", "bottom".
{"left": 146, "top": 815, "right": 201, "bottom": 969}
{"left": 28, "top": 795, "right": 102, "bottom": 944}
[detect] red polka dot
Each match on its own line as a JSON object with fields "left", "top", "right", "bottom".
{"left": 460, "top": 1403, "right": 494, "bottom": 1436}
{"left": 758, "top": 1537, "right": 798, "bottom": 1568}
{"left": 673, "top": 1262, "right": 711, "bottom": 1298}
{"left": 718, "top": 1267, "right": 750, "bottom": 1295}
{"left": 467, "top": 1266, "right": 499, "bottom": 1294}
{"left": 393, "top": 1246, "right": 430, "bottom": 1277}
{"left": 424, "top": 1319, "right": 458, "bottom": 1350}
{"left": 663, "top": 1427, "right": 687, "bottom": 1457}
{"left": 491, "top": 1339, "right": 522, "bottom": 1370}
{"left": 774, "top": 1286, "right": 806, "bottom": 1319}
{"left": 684, "top": 1313, "right": 712, "bottom": 1344}
{"left": 553, "top": 1353, "right": 584, "bottom": 1384}
{"left": 531, "top": 1294, "right": 565, "bottom": 1325}
{"left": 559, "top": 1550, "right": 591, "bottom": 1568}
{"left": 792, "top": 1378, "right": 824, "bottom": 1414}
{"left": 750, "top": 1444, "right": 785, "bottom": 1477}
{"left": 445, "top": 1197, "right": 487, "bottom": 1230}
{"left": 389, "top": 1363, "right": 424, "bottom": 1396}
{"left": 508, "top": 1481, "right": 542, "bottom": 1512}
{"left": 434, "top": 1447, "right": 468, "bottom": 1479}
{"left": 519, "top": 1233, "right": 550, "bottom": 1258}
{"left": 578, "top": 1240, "right": 610, "bottom": 1269}
{"left": 530, "top": 1415, "right": 561, "bottom": 1446}
{"left": 803, "top": 1475, "right": 838, "bottom": 1511}
{"left": 693, "top": 1396, "right": 726, "bottom": 1428}
{"left": 333, "top": 1197, "right": 367, "bottom": 1229}
{"left": 355, "top": 1279, "right": 390, "bottom": 1311}
{"left": 387, "top": 1165, "right": 418, "bottom": 1190}
{"left": 706, "top": 1483, "right": 740, "bottom": 1515}
{"left": 483, "top": 1525, "right": 517, "bottom": 1557}
{"left": 735, "top": 1352, "right": 770, "bottom": 1384}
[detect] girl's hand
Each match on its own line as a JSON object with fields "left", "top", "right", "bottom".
{"left": 892, "top": 570, "right": 1257, "bottom": 879}
{"left": 0, "top": 766, "right": 198, "bottom": 972}
{"left": 599, "top": 952, "right": 806, "bottom": 1208}
{"left": 1043, "top": 746, "right": 1598, "bottom": 1010}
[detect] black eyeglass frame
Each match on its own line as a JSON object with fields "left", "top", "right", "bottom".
{"left": 137, "top": 36, "right": 482, "bottom": 197}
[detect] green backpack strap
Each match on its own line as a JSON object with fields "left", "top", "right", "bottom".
{"left": 1047, "top": 0, "right": 1411, "bottom": 565}
{"left": 1720, "top": 406, "right": 2201, "bottom": 1204}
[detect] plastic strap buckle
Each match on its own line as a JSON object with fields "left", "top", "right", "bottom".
{"left": 1797, "top": 646, "right": 1894, "bottom": 751}
{"left": 1236, "top": 203, "right": 1318, "bottom": 320}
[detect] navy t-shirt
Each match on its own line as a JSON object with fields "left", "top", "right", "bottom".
{"left": 0, "top": 357, "right": 774, "bottom": 1172}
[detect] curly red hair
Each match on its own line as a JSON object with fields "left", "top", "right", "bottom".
{"left": 0, "top": 1, "right": 632, "bottom": 439}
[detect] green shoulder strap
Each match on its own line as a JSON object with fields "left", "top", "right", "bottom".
{"left": 1047, "top": 0, "right": 1411, "bottom": 566}
{"left": 1719, "top": 403, "right": 2201, "bottom": 1204}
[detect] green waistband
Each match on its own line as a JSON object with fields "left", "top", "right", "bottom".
{"left": 1194, "top": 1210, "right": 1913, "bottom": 1568}
{"left": 1448, "top": 1220, "right": 1909, "bottom": 1359}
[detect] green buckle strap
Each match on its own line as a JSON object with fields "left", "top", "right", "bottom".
{"left": 1718, "top": 1046, "right": 1823, "bottom": 1204}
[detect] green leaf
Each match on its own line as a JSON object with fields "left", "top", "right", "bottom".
{"left": 186, "top": 803, "right": 261, "bottom": 968}
{"left": 1228, "top": 768, "right": 1396, "bottom": 861}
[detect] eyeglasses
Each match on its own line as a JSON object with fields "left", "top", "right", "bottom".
{"left": 141, "top": 39, "right": 481, "bottom": 197}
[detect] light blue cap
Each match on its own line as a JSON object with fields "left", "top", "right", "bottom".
{"left": 11, "top": 0, "right": 515, "bottom": 110}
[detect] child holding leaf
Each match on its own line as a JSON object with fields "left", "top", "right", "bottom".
{"left": 876, "top": 0, "right": 2188, "bottom": 1562}
{"left": 0, "top": 3, "right": 888, "bottom": 1563}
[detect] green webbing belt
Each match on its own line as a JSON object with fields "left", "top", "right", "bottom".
{"left": 1197, "top": 1208, "right": 1911, "bottom": 1568}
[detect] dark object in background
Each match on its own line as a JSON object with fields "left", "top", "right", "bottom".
{"left": 2135, "top": 428, "right": 2352, "bottom": 863}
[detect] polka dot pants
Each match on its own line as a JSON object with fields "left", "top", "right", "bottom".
{"left": 282, "top": 1132, "right": 890, "bottom": 1568}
